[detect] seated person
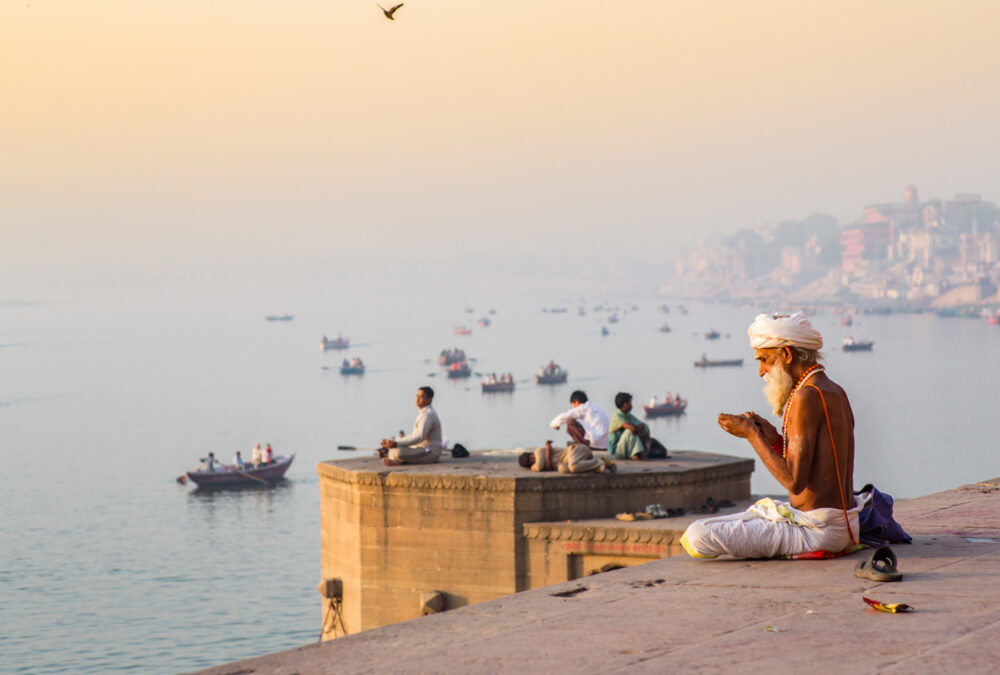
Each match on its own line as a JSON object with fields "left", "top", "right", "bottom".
{"left": 380, "top": 386, "right": 444, "bottom": 466}
{"left": 518, "top": 440, "right": 613, "bottom": 474}
{"left": 682, "top": 312, "right": 863, "bottom": 560}
{"left": 199, "top": 452, "right": 221, "bottom": 472}
{"left": 608, "top": 392, "right": 651, "bottom": 460}
{"left": 232, "top": 451, "right": 245, "bottom": 468}
{"left": 250, "top": 443, "right": 264, "bottom": 468}
{"left": 549, "top": 390, "right": 609, "bottom": 451}
{"left": 264, "top": 443, "right": 273, "bottom": 464}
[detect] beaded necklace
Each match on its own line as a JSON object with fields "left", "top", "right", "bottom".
{"left": 779, "top": 363, "right": 825, "bottom": 457}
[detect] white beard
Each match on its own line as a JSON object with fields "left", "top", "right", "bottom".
{"left": 762, "top": 361, "right": 795, "bottom": 416}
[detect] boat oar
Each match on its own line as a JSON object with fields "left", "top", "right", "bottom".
{"left": 230, "top": 466, "right": 270, "bottom": 486}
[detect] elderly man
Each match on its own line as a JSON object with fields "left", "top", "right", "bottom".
{"left": 681, "top": 312, "right": 862, "bottom": 559}
{"left": 380, "top": 386, "right": 444, "bottom": 466}
{"left": 549, "top": 390, "right": 609, "bottom": 451}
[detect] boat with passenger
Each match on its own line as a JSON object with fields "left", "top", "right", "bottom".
{"left": 447, "top": 360, "right": 472, "bottom": 378}
{"left": 643, "top": 398, "right": 688, "bottom": 417}
{"left": 339, "top": 357, "right": 365, "bottom": 374}
{"left": 842, "top": 337, "right": 874, "bottom": 352}
{"left": 481, "top": 373, "right": 515, "bottom": 392}
{"left": 185, "top": 454, "right": 295, "bottom": 487}
{"left": 439, "top": 348, "right": 467, "bottom": 366}
{"left": 454, "top": 326, "right": 472, "bottom": 335}
{"left": 705, "top": 329, "right": 720, "bottom": 339}
{"left": 478, "top": 317, "right": 491, "bottom": 327}
{"left": 694, "top": 354, "right": 743, "bottom": 368}
{"left": 535, "top": 361, "right": 568, "bottom": 384}
{"left": 659, "top": 323, "right": 671, "bottom": 333}
{"left": 265, "top": 314, "right": 294, "bottom": 322}
{"left": 320, "top": 333, "right": 350, "bottom": 350}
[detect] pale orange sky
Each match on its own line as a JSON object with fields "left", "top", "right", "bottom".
{"left": 3, "top": 1, "right": 1000, "bottom": 284}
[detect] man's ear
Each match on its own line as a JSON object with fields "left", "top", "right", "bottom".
{"left": 781, "top": 346, "right": 794, "bottom": 364}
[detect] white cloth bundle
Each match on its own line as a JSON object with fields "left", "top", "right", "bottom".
{"left": 747, "top": 312, "right": 823, "bottom": 351}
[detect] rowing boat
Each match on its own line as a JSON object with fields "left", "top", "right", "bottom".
{"left": 186, "top": 454, "right": 294, "bottom": 486}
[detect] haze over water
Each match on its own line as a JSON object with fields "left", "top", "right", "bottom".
{"left": 2, "top": 283, "right": 998, "bottom": 672}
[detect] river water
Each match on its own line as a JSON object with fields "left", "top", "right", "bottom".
{"left": 2, "top": 286, "right": 997, "bottom": 673}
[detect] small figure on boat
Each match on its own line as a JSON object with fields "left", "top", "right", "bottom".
{"left": 609, "top": 392, "right": 668, "bottom": 460}
{"left": 549, "top": 390, "right": 609, "bottom": 452}
{"left": 379, "top": 386, "right": 444, "bottom": 467}
{"left": 264, "top": 443, "right": 273, "bottom": 465}
{"left": 448, "top": 360, "right": 472, "bottom": 378}
{"left": 199, "top": 452, "right": 222, "bottom": 472}
{"left": 251, "top": 443, "right": 264, "bottom": 468}
{"left": 439, "top": 348, "right": 466, "bottom": 366}
{"left": 535, "top": 361, "right": 568, "bottom": 384}
{"left": 518, "top": 440, "right": 615, "bottom": 474}
{"left": 232, "top": 451, "right": 245, "bottom": 468}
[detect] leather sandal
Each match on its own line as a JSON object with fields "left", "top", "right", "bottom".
{"left": 854, "top": 545, "right": 902, "bottom": 582}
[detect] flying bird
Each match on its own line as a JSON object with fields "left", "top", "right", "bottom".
{"left": 378, "top": 3, "right": 403, "bottom": 20}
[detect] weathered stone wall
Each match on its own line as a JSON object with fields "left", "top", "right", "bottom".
{"left": 318, "top": 450, "right": 753, "bottom": 638}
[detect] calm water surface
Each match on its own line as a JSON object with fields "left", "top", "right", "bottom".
{"left": 2, "top": 288, "right": 997, "bottom": 673}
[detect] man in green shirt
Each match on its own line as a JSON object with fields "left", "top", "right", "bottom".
{"left": 608, "top": 392, "right": 653, "bottom": 460}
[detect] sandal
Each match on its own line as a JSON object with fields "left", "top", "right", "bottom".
{"left": 854, "top": 546, "right": 902, "bottom": 582}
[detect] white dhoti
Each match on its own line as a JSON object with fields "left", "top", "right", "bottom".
{"left": 389, "top": 445, "right": 443, "bottom": 464}
{"left": 681, "top": 495, "right": 864, "bottom": 559}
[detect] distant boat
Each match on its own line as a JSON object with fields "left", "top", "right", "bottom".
{"left": 439, "top": 349, "right": 466, "bottom": 366}
{"left": 320, "top": 335, "right": 349, "bottom": 351}
{"left": 840, "top": 315, "right": 854, "bottom": 326}
{"left": 607, "top": 314, "right": 619, "bottom": 324}
{"left": 535, "top": 365, "right": 568, "bottom": 384}
{"left": 464, "top": 307, "right": 475, "bottom": 313}
{"left": 694, "top": 355, "right": 743, "bottom": 368}
{"left": 705, "top": 329, "right": 720, "bottom": 339}
{"left": 447, "top": 363, "right": 472, "bottom": 379}
{"left": 659, "top": 304, "right": 670, "bottom": 314}
{"left": 340, "top": 363, "right": 365, "bottom": 375}
{"left": 643, "top": 400, "right": 687, "bottom": 417}
{"left": 481, "top": 380, "right": 515, "bottom": 393}
{"left": 265, "top": 314, "right": 294, "bottom": 322}
{"left": 454, "top": 326, "right": 472, "bottom": 336}
{"left": 550, "top": 307, "right": 568, "bottom": 314}
{"left": 659, "top": 324, "right": 672, "bottom": 333}
{"left": 488, "top": 308, "right": 496, "bottom": 315}
{"left": 578, "top": 307, "right": 586, "bottom": 316}
{"left": 601, "top": 326, "right": 610, "bottom": 336}
{"left": 478, "top": 317, "right": 491, "bottom": 327}
{"left": 185, "top": 454, "right": 294, "bottom": 487}
{"left": 842, "top": 338, "right": 874, "bottom": 352}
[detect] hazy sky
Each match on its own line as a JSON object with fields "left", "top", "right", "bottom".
{"left": 3, "top": 1, "right": 1000, "bottom": 292}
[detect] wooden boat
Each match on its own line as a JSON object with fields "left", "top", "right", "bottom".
{"left": 478, "top": 317, "right": 491, "bottom": 327}
{"left": 840, "top": 315, "right": 854, "bottom": 326}
{"left": 320, "top": 335, "right": 349, "bottom": 350}
{"left": 607, "top": 314, "right": 619, "bottom": 324}
{"left": 659, "top": 324, "right": 671, "bottom": 333}
{"left": 694, "top": 356, "right": 743, "bottom": 368}
{"left": 447, "top": 364, "right": 472, "bottom": 378}
{"left": 340, "top": 364, "right": 365, "bottom": 375}
{"left": 601, "top": 326, "right": 610, "bottom": 336}
{"left": 535, "top": 370, "right": 568, "bottom": 384}
{"left": 186, "top": 454, "right": 294, "bottom": 487}
{"left": 659, "top": 304, "right": 670, "bottom": 314}
{"left": 482, "top": 381, "right": 515, "bottom": 393}
{"left": 454, "top": 326, "right": 472, "bottom": 335}
{"left": 265, "top": 314, "right": 294, "bottom": 322}
{"left": 439, "top": 350, "right": 466, "bottom": 366}
{"left": 643, "top": 401, "right": 687, "bottom": 417}
{"left": 705, "top": 329, "right": 720, "bottom": 339}
{"left": 842, "top": 338, "right": 874, "bottom": 352}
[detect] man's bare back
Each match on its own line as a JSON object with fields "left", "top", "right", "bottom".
{"left": 719, "top": 356, "right": 854, "bottom": 512}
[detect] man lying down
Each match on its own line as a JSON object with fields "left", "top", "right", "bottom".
{"left": 682, "top": 312, "right": 864, "bottom": 560}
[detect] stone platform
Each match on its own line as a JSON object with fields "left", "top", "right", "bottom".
{"left": 196, "top": 478, "right": 1000, "bottom": 674}
{"left": 317, "top": 450, "right": 753, "bottom": 637}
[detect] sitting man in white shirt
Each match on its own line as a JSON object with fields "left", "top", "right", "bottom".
{"left": 549, "top": 390, "right": 610, "bottom": 451}
{"left": 380, "top": 386, "right": 444, "bottom": 466}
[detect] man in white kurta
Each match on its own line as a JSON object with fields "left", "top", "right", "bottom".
{"left": 380, "top": 386, "right": 444, "bottom": 466}
{"left": 549, "top": 390, "right": 610, "bottom": 451}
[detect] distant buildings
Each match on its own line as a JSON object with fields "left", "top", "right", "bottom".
{"left": 668, "top": 186, "right": 1000, "bottom": 309}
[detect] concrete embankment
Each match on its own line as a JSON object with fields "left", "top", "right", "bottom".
{"left": 195, "top": 478, "right": 1000, "bottom": 674}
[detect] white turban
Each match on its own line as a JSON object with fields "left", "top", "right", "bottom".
{"left": 748, "top": 312, "right": 823, "bottom": 351}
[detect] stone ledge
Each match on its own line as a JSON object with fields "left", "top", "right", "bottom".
{"left": 193, "top": 478, "right": 1000, "bottom": 675}
{"left": 317, "top": 450, "right": 754, "bottom": 493}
